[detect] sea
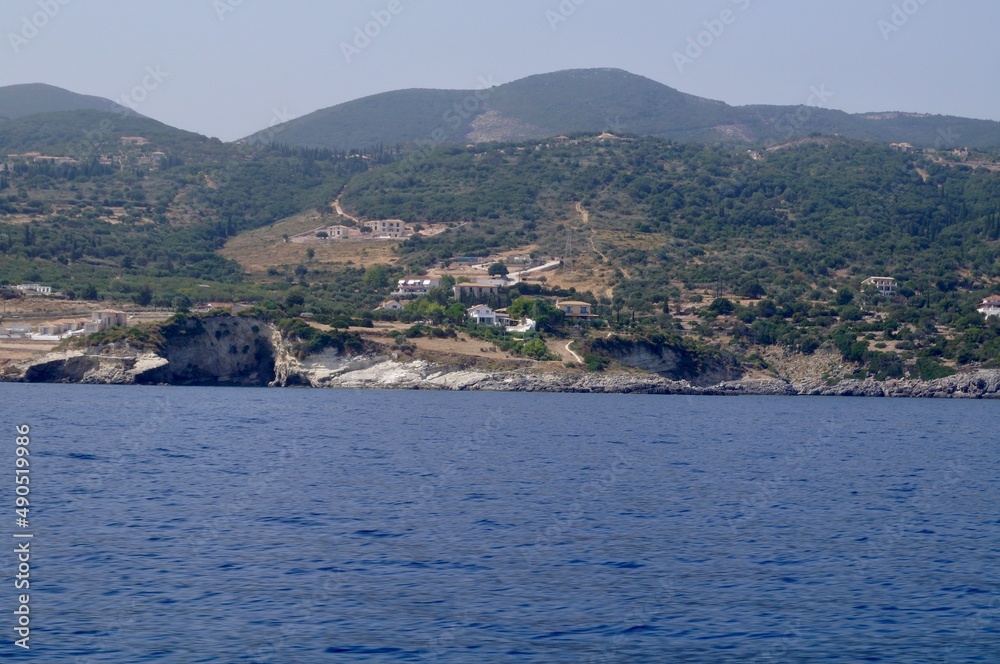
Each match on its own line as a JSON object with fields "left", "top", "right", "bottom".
{"left": 1, "top": 383, "right": 997, "bottom": 662}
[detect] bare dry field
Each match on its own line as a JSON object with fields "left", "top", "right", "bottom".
{"left": 344, "top": 322, "right": 515, "bottom": 361}
{"left": 0, "top": 339, "right": 60, "bottom": 365}
{"left": 1, "top": 295, "right": 123, "bottom": 319}
{"left": 220, "top": 212, "right": 401, "bottom": 272}
{"left": 306, "top": 321, "right": 584, "bottom": 372}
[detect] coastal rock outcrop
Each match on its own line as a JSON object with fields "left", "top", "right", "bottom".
{"left": 19, "top": 346, "right": 169, "bottom": 385}
{"left": 585, "top": 335, "right": 742, "bottom": 386}
{"left": 794, "top": 370, "right": 1000, "bottom": 398}
{"left": 13, "top": 315, "right": 278, "bottom": 386}
{"left": 6, "top": 314, "right": 1000, "bottom": 398}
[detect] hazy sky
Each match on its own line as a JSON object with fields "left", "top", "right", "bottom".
{"left": 1, "top": 0, "right": 997, "bottom": 141}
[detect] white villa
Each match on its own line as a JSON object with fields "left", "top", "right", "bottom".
{"left": 12, "top": 284, "right": 52, "bottom": 294}
{"left": 367, "top": 219, "right": 408, "bottom": 238}
{"left": 393, "top": 277, "right": 440, "bottom": 298}
{"left": 861, "top": 276, "right": 897, "bottom": 296}
{"left": 977, "top": 295, "right": 1000, "bottom": 319}
{"left": 468, "top": 304, "right": 499, "bottom": 326}
{"left": 82, "top": 310, "right": 128, "bottom": 334}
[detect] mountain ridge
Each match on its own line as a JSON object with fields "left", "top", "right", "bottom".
{"left": 4, "top": 72, "right": 999, "bottom": 151}
{"left": 244, "top": 68, "right": 1000, "bottom": 151}
{"left": 0, "top": 83, "right": 138, "bottom": 122}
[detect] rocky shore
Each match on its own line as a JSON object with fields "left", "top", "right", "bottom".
{"left": 5, "top": 336, "right": 999, "bottom": 398}
{"left": 282, "top": 353, "right": 1000, "bottom": 398}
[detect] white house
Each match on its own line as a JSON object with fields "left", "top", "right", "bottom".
{"left": 367, "top": 220, "right": 407, "bottom": 238}
{"left": 83, "top": 310, "right": 128, "bottom": 334}
{"left": 13, "top": 284, "right": 52, "bottom": 294}
{"left": 375, "top": 300, "right": 404, "bottom": 311}
{"left": 290, "top": 224, "right": 361, "bottom": 243}
{"left": 978, "top": 295, "right": 1000, "bottom": 319}
{"left": 506, "top": 318, "right": 536, "bottom": 333}
{"left": 468, "top": 304, "right": 499, "bottom": 326}
{"left": 861, "top": 276, "right": 897, "bottom": 296}
{"left": 393, "top": 277, "right": 440, "bottom": 298}
{"left": 1, "top": 324, "right": 31, "bottom": 338}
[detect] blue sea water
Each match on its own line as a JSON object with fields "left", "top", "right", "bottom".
{"left": 1, "top": 383, "right": 998, "bottom": 662}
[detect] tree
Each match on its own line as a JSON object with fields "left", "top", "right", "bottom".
{"left": 306, "top": 248, "right": 315, "bottom": 262}
{"left": 363, "top": 264, "right": 389, "bottom": 289}
{"left": 835, "top": 288, "right": 855, "bottom": 306}
{"left": 488, "top": 262, "right": 509, "bottom": 278}
{"left": 135, "top": 284, "right": 153, "bottom": 307}
{"left": 739, "top": 280, "right": 766, "bottom": 300}
{"left": 707, "top": 297, "right": 734, "bottom": 315}
{"left": 509, "top": 297, "right": 565, "bottom": 332}
{"left": 444, "top": 302, "right": 466, "bottom": 324}
{"left": 172, "top": 294, "right": 192, "bottom": 313}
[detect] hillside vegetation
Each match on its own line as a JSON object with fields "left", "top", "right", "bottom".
{"left": 2, "top": 93, "right": 999, "bottom": 381}
{"left": 0, "top": 110, "right": 371, "bottom": 304}
{"left": 334, "top": 134, "right": 1000, "bottom": 376}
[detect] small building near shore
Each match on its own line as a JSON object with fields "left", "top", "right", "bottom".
{"left": 83, "top": 310, "right": 128, "bottom": 334}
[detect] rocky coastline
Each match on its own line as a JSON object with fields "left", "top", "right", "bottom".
{"left": 4, "top": 332, "right": 999, "bottom": 398}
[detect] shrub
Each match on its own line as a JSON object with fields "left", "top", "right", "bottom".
{"left": 583, "top": 353, "right": 610, "bottom": 372}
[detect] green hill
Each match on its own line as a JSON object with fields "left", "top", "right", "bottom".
{"left": 245, "top": 68, "right": 1000, "bottom": 151}
{"left": 3, "top": 98, "right": 999, "bottom": 377}
{"left": 0, "top": 83, "right": 134, "bottom": 121}
{"left": 341, "top": 135, "right": 1000, "bottom": 289}
{"left": 0, "top": 109, "right": 215, "bottom": 156}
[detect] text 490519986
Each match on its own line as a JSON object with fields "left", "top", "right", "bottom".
{"left": 13, "top": 424, "right": 32, "bottom": 650}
